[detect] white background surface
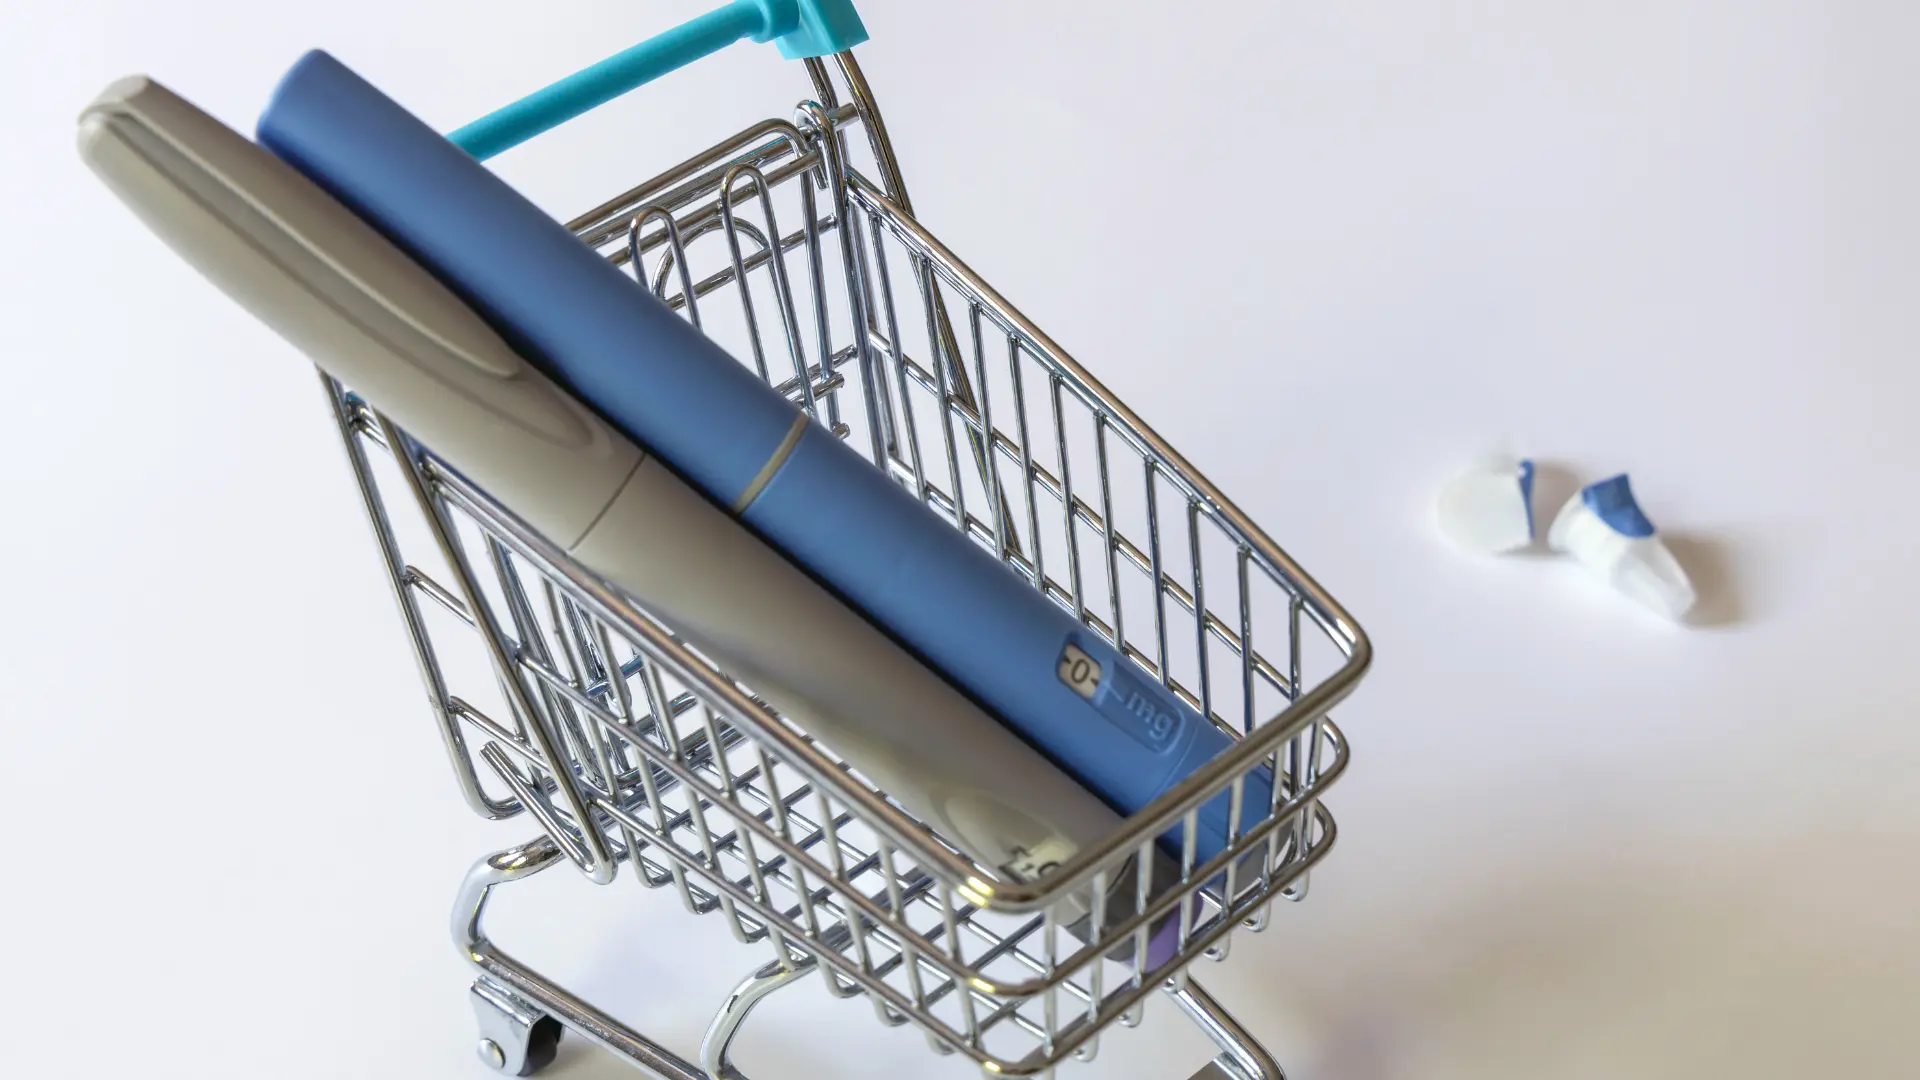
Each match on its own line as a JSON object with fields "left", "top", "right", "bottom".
{"left": 4, "top": 1, "right": 1917, "bottom": 1077}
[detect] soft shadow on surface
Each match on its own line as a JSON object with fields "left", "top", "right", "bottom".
{"left": 1205, "top": 835, "right": 1918, "bottom": 1080}
{"left": 534, "top": 993, "right": 846, "bottom": 1080}
{"left": 546, "top": 1039, "right": 629, "bottom": 1077}
{"left": 526, "top": 1014, "right": 704, "bottom": 1078}
{"left": 536, "top": 838, "right": 1916, "bottom": 1080}
{"left": 1664, "top": 532, "right": 1745, "bottom": 628}
{"left": 541, "top": 1026, "right": 842, "bottom": 1080}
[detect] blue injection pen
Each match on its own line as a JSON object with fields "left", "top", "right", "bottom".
{"left": 256, "top": 50, "right": 1274, "bottom": 866}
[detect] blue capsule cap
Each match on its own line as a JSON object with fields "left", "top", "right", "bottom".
{"left": 1582, "top": 474, "right": 1656, "bottom": 538}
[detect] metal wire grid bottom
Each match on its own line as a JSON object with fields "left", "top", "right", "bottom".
{"left": 336, "top": 399, "right": 1344, "bottom": 1070}
{"left": 324, "top": 87, "right": 1363, "bottom": 1076}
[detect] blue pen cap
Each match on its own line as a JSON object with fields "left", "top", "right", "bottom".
{"left": 257, "top": 50, "right": 801, "bottom": 504}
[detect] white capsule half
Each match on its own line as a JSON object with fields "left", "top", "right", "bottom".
{"left": 1437, "top": 457, "right": 1536, "bottom": 555}
{"left": 1547, "top": 474, "right": 1696, "bottom": 621}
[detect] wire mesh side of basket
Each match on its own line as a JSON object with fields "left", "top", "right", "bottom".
{"left": 324, "top": 64, "right": 1365, "bottom": 1075}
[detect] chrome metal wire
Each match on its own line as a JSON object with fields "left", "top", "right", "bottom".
{"left": 329, "top": 52, "right": 1366, "bottom": 1078}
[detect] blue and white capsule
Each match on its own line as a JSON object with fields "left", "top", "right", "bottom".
{"left": 1437, "top": 456, "right": 1537, "bottom": 555}
{"left": 1547, "top": 475, "right": 1696, "bottom": 621}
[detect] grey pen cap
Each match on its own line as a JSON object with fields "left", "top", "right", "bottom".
{"left": 77, "top": 75, "right": 642, "bottom": 549}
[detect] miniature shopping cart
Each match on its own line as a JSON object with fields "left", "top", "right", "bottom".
{"left": 320, "top": 3, "right": 1370, "bottom": 1077}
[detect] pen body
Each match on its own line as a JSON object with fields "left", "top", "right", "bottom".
{"left": 257, "top": 52, "right": 1275, "bottom": 867}
{"left": 79, "top": 75, "right": 1152, "bottom": 934}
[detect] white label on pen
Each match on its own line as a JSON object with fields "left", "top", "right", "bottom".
{"left": 1057, "top": 642, "right": 1103, "bottom": 700}
{"left": 1065, "top": 640, "right": 1183, "bottom": 753}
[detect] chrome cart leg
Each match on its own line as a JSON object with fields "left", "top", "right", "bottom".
{"left": 472, "top": 976, "right": 565, "bottom": 1077}
{"left": 454, "top": 837, "right": 707, "bottom": 1080}
{"left": 1167, "top": 980, "right": 1288, "bottom": 1080}
{"left": 699, "top": 954, "right": 819, "bottom": 1080}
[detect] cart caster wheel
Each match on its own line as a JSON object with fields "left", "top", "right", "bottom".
{"left": 471, "top": 977, "right": 563, "bottom": 1075}
{"left": 478, "top": 1016, "right": 562, "bottom": 1076}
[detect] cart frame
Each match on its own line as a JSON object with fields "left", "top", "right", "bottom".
{"left": 321, "top": 11, "right": 1369, "bottom": 1078}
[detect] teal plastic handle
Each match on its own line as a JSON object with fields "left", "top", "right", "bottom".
{"left": 450, "top": 0, "right": 866, "bottom": 161}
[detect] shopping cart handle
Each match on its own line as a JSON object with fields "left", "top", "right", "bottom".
{"left": 449, "top": 0, "right": 867, "bottom": 161}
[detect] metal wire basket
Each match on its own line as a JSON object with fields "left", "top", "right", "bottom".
{"left": 323, "top": 28, "right": 1369, "bottom": 1080}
